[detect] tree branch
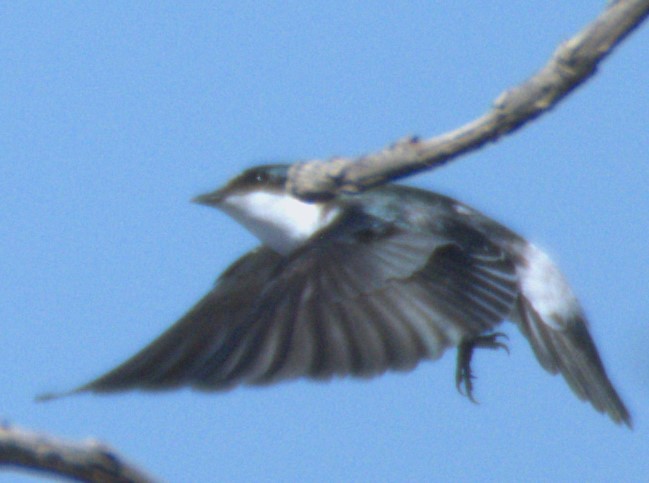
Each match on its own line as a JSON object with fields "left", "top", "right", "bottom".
{"left": 287, "top": 0, "right": 649, "bottom": 200}
{"left": 0, "top": 422, "right": 157, "bottom": 483}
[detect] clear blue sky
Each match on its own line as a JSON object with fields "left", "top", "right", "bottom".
{"left": 2, "top": 2, "right": 648, "bottom": 482}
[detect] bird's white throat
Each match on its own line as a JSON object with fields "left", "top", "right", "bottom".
{"left": 219, "top": 191, "right": 340, "bottom": 255}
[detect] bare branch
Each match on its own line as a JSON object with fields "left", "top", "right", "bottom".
{"left": 0, "top": 422, "right": 157, "bottom": 483}
{"left": 288, "top": 0, "right": 649, "bottom": 200}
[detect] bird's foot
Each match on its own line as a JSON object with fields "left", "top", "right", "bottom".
{"left": 455, "top": 332, "right": 509, "bottom": 403}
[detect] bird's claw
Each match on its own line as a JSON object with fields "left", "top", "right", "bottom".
{"left": 455, "top": 332, "right": 509, "bottom": 403}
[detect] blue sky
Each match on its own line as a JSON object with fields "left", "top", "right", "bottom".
{"left": 2, "top": 2, "right": 648, "bottom": 482}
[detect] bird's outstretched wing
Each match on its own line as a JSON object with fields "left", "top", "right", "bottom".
{"left": 440, "top": 200, "right": 631, "bottom": 426}
{"left": 46, "top": 211, "right": 518, "bottom": 397}
{"left": 37, "top": 246, "right": 284, "bottom": 399}
{"left": 514, "top": 295, "right": 631, "bottom": 427}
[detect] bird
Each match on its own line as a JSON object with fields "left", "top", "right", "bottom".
{"left": 39, "top": 164, "right": 631, "bottom": 427}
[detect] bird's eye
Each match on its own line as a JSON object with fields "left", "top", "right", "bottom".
{"left": 254, "top": 172, "right": 268, "bottom": 183}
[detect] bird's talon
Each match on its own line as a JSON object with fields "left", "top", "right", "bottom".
{"left": 455, "top": 332, "right": 509, "bottom": 404}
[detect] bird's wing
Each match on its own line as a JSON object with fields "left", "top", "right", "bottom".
{"left": 73, "top": 213, "right": 518, "bottom": 395}
{"left": 65, "top": 246, "right": 285, "bottom": 394}
{"left": 186, "top": 213, "right": 519, "bottom": 389}
{"left": 512, "top": 244, "right": 631, "bottom": 426}
{"left": 514, "top": 296, "right": 631, "bottom": 426}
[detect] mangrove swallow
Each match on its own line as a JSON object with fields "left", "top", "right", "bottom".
{"left": 41, "top": 164, "right": 631, "bottom": 426}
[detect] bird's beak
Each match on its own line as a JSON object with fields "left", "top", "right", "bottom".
{"left": 191, "top": 189, "right": 224, "bottom": 206}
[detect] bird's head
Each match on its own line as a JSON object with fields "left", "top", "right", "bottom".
{"left": 193, "top": 164, "right": 339, "bottom": 255}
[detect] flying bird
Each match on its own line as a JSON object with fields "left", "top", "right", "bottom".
{"left": 41, "top": 164, "right": 631, "bottom": 426}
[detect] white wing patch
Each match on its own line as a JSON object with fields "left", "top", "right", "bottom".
{"left": 518, "top": 243, "right": 580, "bottom": 328}
{"left": 220, "top": 191, "right": 340, "bottom": 255}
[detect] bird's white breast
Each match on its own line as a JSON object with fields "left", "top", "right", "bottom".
{"left": 219, "top": 191, "right": 339, "bottom": 255}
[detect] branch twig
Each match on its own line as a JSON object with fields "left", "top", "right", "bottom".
{"left": 287, "top": 0, "right": 649, "bottom": 200}
{"left": 0, "top": 422, "right": 157, "bottom": 483}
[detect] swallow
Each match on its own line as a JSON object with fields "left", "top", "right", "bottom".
{"left": 40, "top": 164, "right": 631, "bottom": 426}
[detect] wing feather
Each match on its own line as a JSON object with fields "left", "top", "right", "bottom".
{"left": 514, "top": 296, "right": 631, "bottom": 426}
{"left": 74, "top": 247, "right": 283, "bottom": 393}
{"left": 74, "top": 210, "right": 518, "bottom": 395}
